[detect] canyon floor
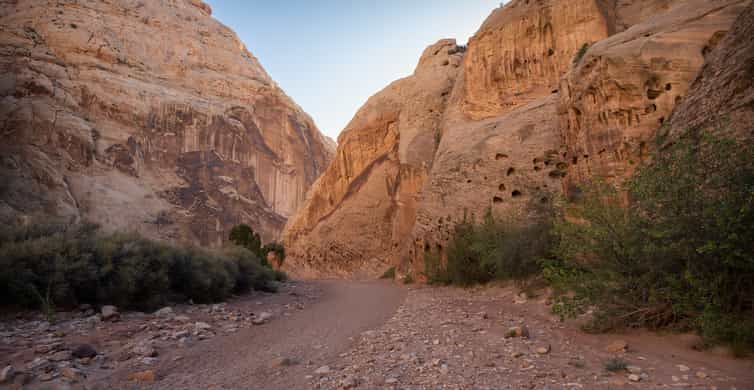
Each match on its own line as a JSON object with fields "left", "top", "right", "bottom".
{"left": 2, "top": 281, "right": 753, "bottom": 389}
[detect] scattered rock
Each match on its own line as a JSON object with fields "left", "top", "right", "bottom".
{"left": 154, "top": 307, "right": 174, "bottom": 317}
{"left": 0, "top": 366, "right": 15, "bottom": 383}
{"left": 314, "top": 365, "right": 331, "bottom": 376}
{"left": 252, "top": 312, "right": 273, "bottom": 325}
{"left": 72, "top": 344, "right": 98, "bottom": 359}
{"left": 626, "top": 365, "right": 642, "bottom": 374}
{"left": 50, "top": 350, "right": 72, "bottom": 362}
{"left": 38, "top": 371, "right": 58, "bottom": 382}
{"left": 606, "top": 340, "right": 628, "bottom": 353}
{"left": 340, "top": 375, "right": 358, "bottom": 388}
{"left": 133, "top": 344, "right": 158, "bottom": 357}
{"left": 84, "top": 315, "right": 102, "bottom": 325}
{"left": 536, "top": 344, "right": 551, "bottom": 355}
{"left": 194, "top": 322, "right": 212, "bottom": 332}
{"left": 172, "top": 330, "right": 190, "bottom": 339}
{"left": 696, "top": 371, "right": 708, "bottom": 379}
{"left": 505, "top": 325, "right": 530, "bottom": 338}
{"left": 61, "top": 367, "right": 83, "bottom": 381}
{"left": 677, "top": 364, "right": 690, "bottom": 372}
{"left": 101, "top": 305, "right": 119, "bottom": 321}
{"left": 129, "top": 370, "right": 156, "bottom": 383}
{"left": 628, "top": 374, "right": 641, "bottom": 382}
{"left": 141, "top": 357, "right": 159, "bottom": 365}
{"left": 385, "top": 377, "right": 399, "bottom": 384}
{"left": 270, "top": 357, "right": 293, "bottom": 368}
{"left": 173, "top": 315, "right": 191, "bottom": 323}
{"left": 27, "top": 357, "right": 51, "bottom": 371}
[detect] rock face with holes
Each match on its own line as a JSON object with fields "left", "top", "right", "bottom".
{"left": 282, "top": 40, "right": 463, "bottom": 277}
{"left": 0, "top": 0, "right": 333, "bottom": 244}
{"left": 667, "top": 1, "right": 754, "bottom": 139}
{"left": 283, "top": 0, "right": 611, "bottom": 277}
{"left": 282, "top": 0, "right": 750, "bottom": 279}
{"left": 558, "top": 0, "right": 748, "bottom": 190}
{"left": 461, "top": 0, "right": 610, "bottom": 120}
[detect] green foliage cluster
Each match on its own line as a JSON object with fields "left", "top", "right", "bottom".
{"left": 229, "top": 224, "right": 286, "bottom": 268}
{"left": 0, "top": 223, "right": 281, "bottom": 312}
{"left": 573, "top": 43, "right": 589, "bottom": 65}
{"left": 424, "top": 209, "right": 552, "bottom": 287}
{"left": 544, "top": 128, "right": 754, "bottom": 355}
{"left": 380, "top": 266, "right": 396, "bottom": 280}
{"left": 604, "top": 358, "right": 628, "bottom": 372}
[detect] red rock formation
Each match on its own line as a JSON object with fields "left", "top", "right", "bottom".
{"left": 0, "top": 0, "right": 333, "bottom": 245}
{"left": 282, "top": 0, "right": 751, "bottom": 279}
{"left": 283, "top": 40, "right": 463, "bottom": 278}
{"left": 559, "top": 0, "right": 748, "bottom": 190}
{"left": 668, "top": 1, "right": 754, "bottom": 138}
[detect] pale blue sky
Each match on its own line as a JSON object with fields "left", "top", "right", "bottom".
{"left": 206, "top": 1, "right": 502, "bottom": 140}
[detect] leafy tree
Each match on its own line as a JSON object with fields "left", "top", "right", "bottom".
{"left": 424, "top": 207, "right": 552, "bottom": 287}
{"left": 261, "top": 242, "right": 286, "bottom": 267}
{"left": 229, "top": 224, "right": 262, "bottom": 258}
{"left": 546, "top": 127, "right": 754, "bottom": 354}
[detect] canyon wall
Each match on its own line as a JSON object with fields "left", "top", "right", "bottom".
{"left": 0, "top": 0, "right": 333, "bottom": 245}
{"left": 282, "top": 40, "right": 463, "bottom": 277}
{"left": 283, "top": 0, "right": 750, "bottom": 278}
{"left": 559, "top": 0, "right": 748, "bottom": 189}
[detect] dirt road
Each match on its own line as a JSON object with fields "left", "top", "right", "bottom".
{"left": 4, "top": 280, "right": 752, "bottom": 389}
{"left": 147, "top": 280, "right": 406, "bottom": 389}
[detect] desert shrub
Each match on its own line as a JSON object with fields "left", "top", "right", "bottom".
{"left": 272, "top": 269, "right": 288, "bottom": 282}
{"left": 261, "top": 241, "right": 286, "bottom": 267}
{"left": 0, "top": 223, "right": 282, "bottom": 312}
{"left": 380, "top": 266, "right": 396, "bottom": 280}
{"left": 448, "top": 45, "right": 467, "bottom": 55}
{"left": 425, "top": 208, "right": 552, "bottom": 287}
{"left": 229, "top": 224, "right": 262, "bottom": 257}
{"left": 604, "top": 358, "right": 628, "bottom": 372}
{"left": 546, "top": 128, "right": 754, "bottom": 353}
{"left": 221, "top": 246, "right": 277, "bottom": 294}
{"left": 229, "top": 224, "right": 287, "bottom": 269}
{"left": 573, "top": 43, "right": 589, "bottom": 65}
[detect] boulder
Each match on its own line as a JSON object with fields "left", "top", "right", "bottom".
{"left": 0, "top": 366, "right": 15, "bottom": 383}
{"left": 129, "top": 370, "right": 156, "bottom": 383}
{"left": 252, "top": 312, "right": 273, "bottom": 325}
{"left": 71, "top": 344, "right": 98, "bottom": 359}
{"left": 504, "top": 326, "right": 530, "bottom": 339}
{"left": 101, "top": 306, "right": 119, "bottom": 321}
{"left": 154, "top": 307, "right": 174, "bottom": 318}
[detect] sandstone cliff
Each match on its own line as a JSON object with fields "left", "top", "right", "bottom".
{"left": 559, "top": 0, "right": 748, "bottom": 190}
{"left": 283, "top": 40, "right": 463, "bottom": 277}
{"left": 0, "top": 0, "right": 333, "bottom": 245}
{"left": 667, "top": 1, "right": 754, "bottom": 138}
{"left": 283, "top": 0, "right": 750, "bottom": 278}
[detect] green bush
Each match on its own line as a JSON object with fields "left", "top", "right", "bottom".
{"left": 262, "top": 242, "right": 286, "bottom": 267}
{"left": 604, "top": 358, "right": 628, "bottom": 372}
{"left": 229, "top": 224, "right": 262, "bottom": 256}
{"left": 573, "top": 43, "right": 589, "bottom": 65}
{"left": 229, "top": 224, "right": 287, "bottom": 269}
{"left": 424, "top": 208, "right": 552, "bottom": 287}
{"left": 0, "top": 223, "right": 282, "bottom": 312}
{"left": 546, "top": 128, "right": 754, "bottom": 354}
{"left": 380, "top": 266, "right": 396, "bottom": 280}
